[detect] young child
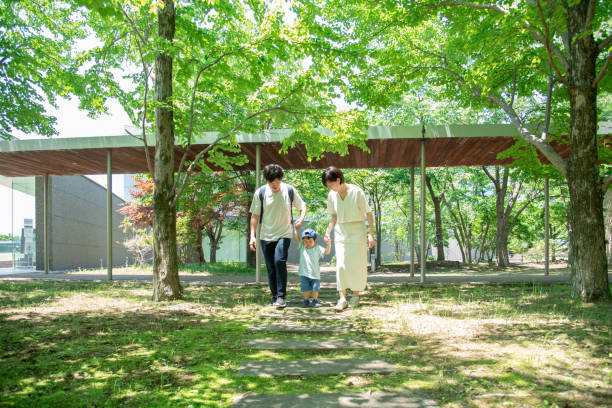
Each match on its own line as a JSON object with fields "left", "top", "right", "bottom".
{"left": 294, "top": 227, "right": 331, "bottom": 307}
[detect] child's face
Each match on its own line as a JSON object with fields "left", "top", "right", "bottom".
{"left": 302, "top": 237, "right": 316, "bottom": 248}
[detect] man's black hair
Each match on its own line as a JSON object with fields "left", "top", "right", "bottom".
{"left": 263, "top": 164, "right": 284, "bottom": 182}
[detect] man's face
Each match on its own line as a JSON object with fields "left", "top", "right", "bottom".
{"left": 268, "top": 178, "right": 282, "bottom": 193}
{"left": 302, "top": 237, "right": 316, "bottom": 248}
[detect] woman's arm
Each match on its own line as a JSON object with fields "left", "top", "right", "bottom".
{"left": 324, "top": 214, "right": 337, "bottom": 244}
{"left": 366, "top": 211, "right": 375, "bottom": 249}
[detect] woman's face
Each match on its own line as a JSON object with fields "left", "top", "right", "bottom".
{"left": 325, "top": 179, "right": 342, "bottom": 192}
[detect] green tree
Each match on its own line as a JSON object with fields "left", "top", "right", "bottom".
{"left": 0, "top": 1, "right": 113, "bottom": 140}
{"left": 298, "top": 0, "right": 611, "bottom": 301}
{"left": 79, "top": 0, "right": 370, "bottom": 300}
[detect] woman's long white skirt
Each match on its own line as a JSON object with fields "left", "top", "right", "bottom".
{"left": 334, "top": 221, "right": 367, "bottom": 291}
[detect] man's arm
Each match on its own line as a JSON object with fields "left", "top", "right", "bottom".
{"left": 294, "top": 224, "right": 301, "bottom": 245}
{"left": 294, "top": 205, "right": 306, "bottom": 229}
{"left": 249, "top": 213, "right": 259, "bottom": 251}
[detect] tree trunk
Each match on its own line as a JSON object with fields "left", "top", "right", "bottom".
{"left": 496, "top": 228, "right": 510, "bottom": 266}
{"left": 243, "top": 173, "right": 256, "bottom": 268}
{"left": 206, "top": 224, "right": 223, "bottom": 264}
{"left": 152, "top": 0, "right": 181, "bottom": 301}
{"left": 453, "top": 227, "right": 466, "bottom": 263}
{"left": 604, "top": 189, "right": 612, "bottom": 265}
{"left": 375, "top": 198, "right": 382, "bottom": 266}
{"left": 566, "top": 2, "right": 609, "bottom": 301}
{"left": 425, "top": 175, "right": 445, "bottom": 261}
{"left": 246, "top": 215, "right": 255, "bottom": 268}
{"left": 196, "top": 226, "right": 206, "bottom": 265}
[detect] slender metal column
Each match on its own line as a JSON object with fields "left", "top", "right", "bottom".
{"left": 410, "top": 167, "right": 415, "bottom": 277}
{"left": 545, "top": 177, "right": 550, "bottom": 276}
{"left": 107, "top": 150, "right": 113, "bottom": 281}
{"left": 44, "top": 174, "right": 49, "bottom": 274}
{"left": 420, "top": 140, "right": 426, "bottom": 283}
{"left": 255, "top": 145, "right": 261, "bottom": 284}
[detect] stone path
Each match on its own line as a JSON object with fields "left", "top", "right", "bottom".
{"left": 250, "top": 323, "right": 350, "bottom": 334}
{"left": 239, "top": 358, "right": 402, "bottom": 377}
{"left": 235, "top": 303, "right": 437, "bottom": 407}
{"left": 233, "top": 391, "right": 438, "bottom": 408}
{"left": 245, "top": 338, "right": 372, "bottom": 350}
{"left": 259, "top": 312, "right": 346, "bottom": 321}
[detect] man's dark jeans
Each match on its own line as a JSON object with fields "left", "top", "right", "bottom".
{"left": 261, "top": 238, "right": 291, "bottom": 300}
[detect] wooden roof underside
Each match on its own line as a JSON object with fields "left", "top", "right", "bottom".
{"left": 3, "top": 122, "right": 609, "bottom": 177}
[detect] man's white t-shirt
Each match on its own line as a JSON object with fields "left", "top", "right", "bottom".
{"left": 250, "top": 182, "right": 305, "bottom": 241}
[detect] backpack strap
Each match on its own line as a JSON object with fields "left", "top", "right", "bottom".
{"left": 258, "top": 184, "right": 295, "bottom": 225}
{"left": 258, "top": 186, "right": 266, "bottom": 224}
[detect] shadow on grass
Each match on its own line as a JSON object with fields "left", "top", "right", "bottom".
{"left": 1, "top": 281, "right": 610, "bottom": 407}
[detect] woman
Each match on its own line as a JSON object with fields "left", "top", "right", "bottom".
{"left": 322, "top": 166, "right": 375, "bottom": 311}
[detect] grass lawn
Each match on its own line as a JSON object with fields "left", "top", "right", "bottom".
{"left": 0, "top": 279, "right": 610, "bottom": 407}
{"left": 66, "top": 262, "right": 255, "bottom": 276}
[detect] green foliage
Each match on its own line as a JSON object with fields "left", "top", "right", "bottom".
{"left": 0, "top": 1, "right": 95, "bottom": 139}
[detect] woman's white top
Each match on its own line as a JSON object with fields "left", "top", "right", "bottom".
{"left": 327, "top": 183, "right": 371, "bottom": 223}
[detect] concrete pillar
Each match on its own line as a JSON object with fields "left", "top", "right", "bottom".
{"left": 255, "top": 145, "right": 261, "bottom": 284}
{"left": 410, "top": 167, "right": 415, "bottom": 277}
{"left": 44, "top": 174, "right": 49, "bottom": 274}
{"left": 420, "top": 140, "right": 426, "bottom": 283}
{"left": 107, "top": 150, "right": 113, "bottom": 281}
{"left": 545, "top": 177, "right": 549, "bottom": 276}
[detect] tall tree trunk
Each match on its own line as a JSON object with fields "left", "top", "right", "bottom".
{"left": 206, "top": 224, "right": 223, "bottom": 264}
{"left": 374, "top": 198, "right": 382, "bottom": 266}
{"left": 477, "top": 217, "right": 490, "bottom": 263}
{"left": 242, "top": 172, "right": 256, "bottom": 268}
{"left": 152, "top": 0, "right": 181, "bottom": 301}
{"left": 196, "top": 226, "right": 206, "bottom": 265}
{"left": 566, "top": 2, "right": 609, "bottom": 301}
{"left": 425, "top": 175, "right": 445, "bottom": 261}
{"left": 604, "top": 189, "right": 612, "bottom": 265}
{"left": 452, "top": 227, "right": 466, "bottom": 263}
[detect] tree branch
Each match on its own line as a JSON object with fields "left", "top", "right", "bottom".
{"left": 482, "top": 166, "right": 497, "bottom": 188}
{"left": 171, "top": 93, "right": 298, "bottom": 208}
{"left": 598, "top": 34, "right": 612, "bottom": 54}
{"left": 536, "top": 0, "right": 570, "bottom": 87}
{"left": 593, "top": 50, "right": 612, "bottom": 88}
{"left": 174, "top": 38, "right": 273, "bottom": 188}
{"left": 603, "top": 174, "right": 612, "bottom": 194}
{"left": 585, "top": 0, "right": 596, "bottom": 33}
{"left": 421, "top": 1, "right": 569, "bottom": 72}
{"left": 509, "top": 188, "right": 542, "bottom": 234}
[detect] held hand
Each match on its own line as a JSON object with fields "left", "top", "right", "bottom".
{"left": 294, "top": 218, "right": 303, "bottom": 229}
{"left": 249, "top": 236, "right": 257, "bottom": 251}
{"left": 367, "top": 234, "right": 375, "bottom": 249}
{"left": 324, "top": 234, "right": 331, "bottom": 245}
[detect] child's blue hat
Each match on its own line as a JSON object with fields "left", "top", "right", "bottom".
{"left": 301, "top": 228, "right": 317, "bottom": 240}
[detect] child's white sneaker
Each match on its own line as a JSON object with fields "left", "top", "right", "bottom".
{"left": 348, "top": 296, "right": 360, "bottom": 308}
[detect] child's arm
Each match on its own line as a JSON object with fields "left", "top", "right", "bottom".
{"left": 294, "top": 225, "right": 301, "bottom": 245}
{"left": 323, "top": 237, "right": 331, "bottom": 255}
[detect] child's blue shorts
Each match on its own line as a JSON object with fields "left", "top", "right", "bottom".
{"left": 300, "top": 276, "right": 320, "bottom": 292}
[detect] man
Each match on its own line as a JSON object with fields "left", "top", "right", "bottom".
{"left": 250, "top": 164, "right": 306, "bottom": 309}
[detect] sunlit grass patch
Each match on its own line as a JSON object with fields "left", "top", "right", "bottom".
{"left": 0, "top": 280, "right": 610, "bottom": 407}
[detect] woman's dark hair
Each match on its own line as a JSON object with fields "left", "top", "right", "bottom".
{"left": 321, "top": 166, "right": 344, "bottom": 187}
{"left": 263, "top": 164, "right": 284, "bottom": 182}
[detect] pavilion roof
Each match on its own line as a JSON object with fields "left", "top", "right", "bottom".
{"left": 0, "top": 123, "right": 609, "bottom": 177}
